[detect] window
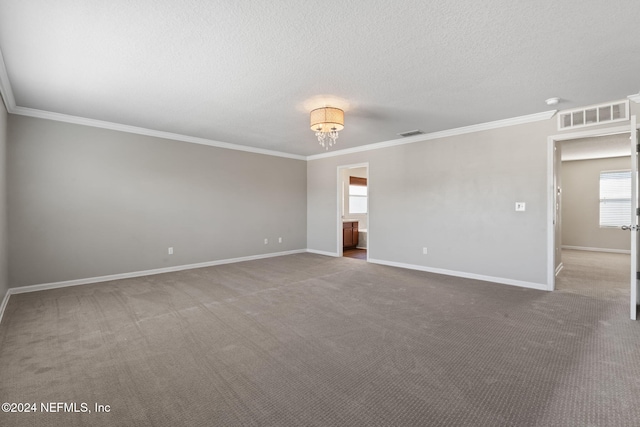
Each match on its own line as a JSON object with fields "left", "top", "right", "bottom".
{"left": 349, "top": 177, "right": 367, "bottom": 214}
{"left": 599, "top": 170, "right": 631, "bottom": 228}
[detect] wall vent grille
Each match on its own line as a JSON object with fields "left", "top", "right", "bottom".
{"left": 397, "top": 129, "right": 424, "bottom": 137}
{"left": 558, "top": 100, "right": 629, "bottom": 131}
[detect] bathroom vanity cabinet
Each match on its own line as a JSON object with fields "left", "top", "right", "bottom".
{"left": 343, "top": 221, "right": 359, "bottom": 250}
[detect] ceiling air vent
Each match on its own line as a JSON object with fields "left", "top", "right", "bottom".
{"left": 397, "top": 129, "right": 424, "bottom": 137}
{"left": 558, "top": 100, "right": 629, "bottom": 131}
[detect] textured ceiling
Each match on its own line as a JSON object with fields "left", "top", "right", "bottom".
{"left": 0, "top": 0, "right": 639, "bottom": 157}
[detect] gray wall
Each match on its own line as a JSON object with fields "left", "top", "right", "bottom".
{"left": 0, "top": 103, "right": 8, "bottom": 300}
{"left": 561, "top": 156, "right": 630, "bottom": 252}
{"left": 308, "top": 118, "right": 557, "bottom": 286}
{"left": 5, "top": 102, "right": 640, "bottom": 290}
{"left": 8, "top": 115, "right": 307, "bottom": 287}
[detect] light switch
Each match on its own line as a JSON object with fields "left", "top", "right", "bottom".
{"left": 515, "top": 202, "right": 526, "bottom": 212}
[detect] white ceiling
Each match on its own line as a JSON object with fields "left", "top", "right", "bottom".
{"left": 0, "top": 0, "right": 639, "bottom": 157}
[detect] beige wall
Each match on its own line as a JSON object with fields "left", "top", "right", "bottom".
{"left": 7, "top": 115, "right": 307, "bottom": 287}
{"left": 561, "top": 156, "right": 631, "bottom": 252}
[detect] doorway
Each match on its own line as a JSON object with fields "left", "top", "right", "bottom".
{"left": 556, "top": 134, "right": 632, "bottom": 293}
{"left": 337, "top": 163, "right": 369, "bottom": 261}
{"left": 548, "top": 119, "right": 638, "bottom": 319}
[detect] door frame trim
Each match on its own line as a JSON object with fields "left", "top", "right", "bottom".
{"left": 547, "top": 124, "right": 632, "bottom": 291}
{"left": 336, "top": 163, "right": 369, "bottom": 258}
{"left": 630, "top": 115, "right": 638, "bottom": 319}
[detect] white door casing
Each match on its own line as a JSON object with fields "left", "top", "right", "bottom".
{"left": 547, "top": 124, "right": 632, "bottom": 293}
{"left": 630, "top": 115, "right": 638, "bottom": 320}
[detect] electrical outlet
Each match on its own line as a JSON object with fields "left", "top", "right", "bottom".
{"left": 423, "top": 247, "right": 428, "bottom": 255}
{"left": 264, "top": 238, "right": 268, "bottom": 245}
{"left": 168, "top": 247, "right": 173, "bottom": 255}
{"left": 515, "top": 202, "right": 526, "bottom": 212}
{"left": 278, "top": 237, "right": 282, "bottom": 243}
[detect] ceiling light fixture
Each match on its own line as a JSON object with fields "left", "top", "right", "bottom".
{"left": 310, "top": 107, "right": 344, "bottom": 150}
{"left": 545, "top": 97, "right": 560, "bottom": 106}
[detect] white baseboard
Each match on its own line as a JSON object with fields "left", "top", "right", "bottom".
{"left": 10, "top": 249, "right": 308, "bottom": 296}
{"left": 562, "top": 245, "right": 631, "bottom": 254}
{"left": 0, "top": 250, "right": 306, "bottom": 325}
{"left": 555, "top": 262, "right": 564, "bottom": 277}
{"left": 0, "top": 249, "right": 550, "bottom": 325}
{"left": 306, "top": 249, "right": 339, "bottom": 257}
{"left": 368, "top": 258, "right": 549, "bottom": 291}
{"left": 0, "top": 289, "right": 10, "bottom": 326}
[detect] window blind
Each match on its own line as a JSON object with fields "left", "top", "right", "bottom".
{"left": 599, "top": 170, "right": 632, "bottom": 227}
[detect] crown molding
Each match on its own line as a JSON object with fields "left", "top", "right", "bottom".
{"left": 0, "top": 56, "right": 559, "bottom": 164}
{"left": 306, "top": 109, "right": 558, "bottom": 160}
{"left": 0, "top": 47, "right": 305, "bottom": 160}
{"left": 2, "top": 41, "right": 638, "bottom": 162}
{"left": 0, "top": 48, "right": 16, "bottom": 112}
{"left": 0, "top": 47, "right": 561, "bottom": 162}
{"left": 9, "top": 106, "right": 306, "bottom": 160}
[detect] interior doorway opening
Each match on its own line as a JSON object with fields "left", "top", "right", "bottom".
{"left": 548, "top": 120, "right": 638, "bottom": 319}
{"left": 556, "top": 133, "right": 632, "bottom": 292}
{"left": 337, "top": 163, "right": 369, "bottom": 261}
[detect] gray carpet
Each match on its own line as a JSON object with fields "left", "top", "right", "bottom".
{"left": 1, "top": 251, "right": 639, "bottom": 426}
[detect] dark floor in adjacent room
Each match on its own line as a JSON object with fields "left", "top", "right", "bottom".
{"left": 1, "top": 250, "right": 639, "bottom": 426}
{"left": 343, "top": 248, "right": 366, "bottom": 260}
